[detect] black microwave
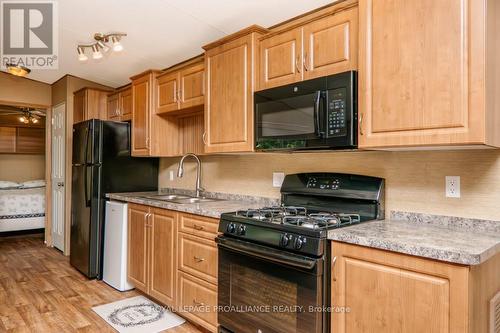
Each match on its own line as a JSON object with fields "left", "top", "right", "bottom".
{"left": 254, "top": 71, "right": 357, "bottom": 151}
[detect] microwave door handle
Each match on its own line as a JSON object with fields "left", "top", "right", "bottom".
{"left": 314, "top": 91, "right": 323, "bottom": 138}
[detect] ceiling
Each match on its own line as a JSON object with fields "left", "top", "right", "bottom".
{"left": 13, "top": 0, "right": 334, "bottom": 88}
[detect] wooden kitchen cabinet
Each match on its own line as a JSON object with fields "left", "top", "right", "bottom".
{"left": 127, "top": 203, "right": 150, "bottom": 292}
{"left": 127, "top": 204, "right": 219, "bottom": 332}
{"left": 258, "top": 2, "right": 358, "bottom": 90}
{"left": 107, "top": 87, "right": 132, "bottom": 122}
{"left": 203, "top": 25, "right": 269, "bottom": 153}
{"left": 258, "top": 27, "right": 303, "bottom": 90}
{"left": 131, "top": 70, "right": 178, "bottom": 156}
{"left": 149, "top": 208, "right": 177, "bottom": 307}
{"left": 157, "top": 56, "right": 205, "bottom": 115}
{"left": 358, "top": 0, "right": 500, "bottom": 148}
{"left": 106, "top": 92, "right": 120, "bottom": 120}
{"left": 331, "top": 241, "right": 500, "bottom": 333}
{"left": 73, "top": 88, "right": 109, "bottom": 124}
{"left": 127, "top": 204, "right": 177, "bottom": 307}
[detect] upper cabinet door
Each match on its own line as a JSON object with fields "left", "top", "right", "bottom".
{"left": 258, "top": 27, "right": 303, "bottom": 90}
{"left": 73, "top": 90, "right": 86, "bottom": 124}
{"left": 132, "top": 75, "right": 151, "bottom": 155}
{"left": 157, "top": 72, "right": 180, "bottom": 114}
{"left": 107, "top": 93, "right": 120, "bottom": 120}
{"left": 205, "top": 32, "right": 261, "bottom": 153}
{"left": 179, "top": 62, "right": 205, "bottom": 110}
{"left": 303, "top": 6, "right": 358, "bottom": 80}
{"left": 358, "top": 0, "right": 486, "bottom": 148}
{"left": 120, "top": 88, "right": 132, "bottom": 119}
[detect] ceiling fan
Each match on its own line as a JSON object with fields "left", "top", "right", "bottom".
{"left": 0, "top": 105, "right": 46, "bottom": 124}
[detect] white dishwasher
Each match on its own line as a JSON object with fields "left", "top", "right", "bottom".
{"left": 103, "top": 201, "right": 134, "bottom": 291}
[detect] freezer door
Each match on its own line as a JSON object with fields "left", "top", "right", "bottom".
{"left": 72, "top": 121, "right": 90, "bottom": 165}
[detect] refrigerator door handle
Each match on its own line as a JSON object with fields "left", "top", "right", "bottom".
{"left": 85, "top": 165, "right": 92, "bottom": 207}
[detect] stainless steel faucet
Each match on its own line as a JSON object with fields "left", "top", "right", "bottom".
{"left": 177, "top": 153, "right": 204, "bottom": 198}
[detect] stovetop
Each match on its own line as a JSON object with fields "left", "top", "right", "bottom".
{"left": 233, "top": 206, "right": 361, "bottom": 231}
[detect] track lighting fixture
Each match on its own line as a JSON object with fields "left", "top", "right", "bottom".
{"left": 77, "top": 32, "right": 126, "bottom": 62}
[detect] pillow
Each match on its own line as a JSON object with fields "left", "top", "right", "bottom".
{"left": 0, "top": 180, "right": 21, "bottom": 189}
{"left": 20, "top": 179, "right": 46, "bottom": 188}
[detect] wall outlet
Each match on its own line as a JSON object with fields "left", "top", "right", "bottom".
{"left": 169, "top": 170, "right": 174, "bottom": 181}
{"left": 272, "top": 172, "right": 285, "bottom": 188}
{"left": 446, "top": 176, "right": 461, "bottom": 198}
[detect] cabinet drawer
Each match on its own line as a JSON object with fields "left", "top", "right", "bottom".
{"left": 177, "top": 271, "right": 217, "bottom": 332}
{"left": 178, "top": 233, "right": 217, "bottom": 284}
{"left": 179, "top": 213, "right": 218, "bottom": 240}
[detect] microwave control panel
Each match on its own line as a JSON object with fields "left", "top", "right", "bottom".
{"left": 327, "top": 88, "right": 348, "bottom": 137}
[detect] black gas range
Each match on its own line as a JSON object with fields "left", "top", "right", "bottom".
{"left": 216, "top": 173, "right": 385, "bottom": 333}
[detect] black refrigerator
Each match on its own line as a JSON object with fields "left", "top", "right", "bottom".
{"left": 70, "top": 119, "right": 158, "bottom": 279}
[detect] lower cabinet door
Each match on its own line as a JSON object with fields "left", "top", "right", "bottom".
{"left": 177, "top": 271, "right": 218, "bottom": 332}
{"left": 127, "top": 204, "right": 149, "bottom": 292}
{"left": 331, "top": 241, "right": 469, "bottom": 333}
{"left": 149, "top": 209, "right": 177, "bottom": 308}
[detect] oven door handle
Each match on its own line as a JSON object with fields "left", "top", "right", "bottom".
{"left": 216, "top": 236, "right": 318, "bottom": 270}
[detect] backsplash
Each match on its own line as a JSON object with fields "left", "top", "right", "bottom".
{"left": 159, "top": 150, "right": 500, "bottom": 220}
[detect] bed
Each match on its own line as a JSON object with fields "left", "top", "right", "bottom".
{"left": 0, "top": 180, "right": 46, "bottom": 232}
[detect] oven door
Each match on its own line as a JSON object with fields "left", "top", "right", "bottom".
{"left": 217, "top": 236, "right": 326, "bottom": 333}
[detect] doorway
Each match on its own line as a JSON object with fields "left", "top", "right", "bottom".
{"left": 51, "top": 103, "right": 65, "bottom": 251}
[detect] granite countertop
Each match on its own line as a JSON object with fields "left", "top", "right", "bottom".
{"left": 328, "top": 212, "right": 500, "bottom": 265}
{"left": 106, "top": 189, "right": 279, "bottom": 219}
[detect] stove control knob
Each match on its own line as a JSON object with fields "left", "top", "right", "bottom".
{"left": 238, "top": 225, "right": 246, "bottom": 235}
{"left": 226, "top": 223, "right": 236, "bottom": 234}
{"left": 280, "top": 234, "right": 291, "bottom": 247}
{"left": 294, "top": 236, "right": 306, "bottom": 250}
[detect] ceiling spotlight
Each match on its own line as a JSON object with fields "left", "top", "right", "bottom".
{"left": 92, "top": 44, "right": 103, "bottom": 59}
{"left": 111, "top": 36, "right": 123, "bottom": 52}
{"left": 96, "top": 41, "right": 110, "bottom": 53}
{"left": 6, "top": 63, "right": 31, "bottom": 77}
{"left": 77, "top": 32, "right": 126, "bottom": 62}
{"left": 77, "top": 47, "right": 88, "bottom": 61}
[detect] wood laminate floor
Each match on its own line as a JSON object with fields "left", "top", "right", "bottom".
{"left": 0, "top": 235, "right": 203, "bottom": 333}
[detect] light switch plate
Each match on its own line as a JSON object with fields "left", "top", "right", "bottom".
{"left": 273, "top": 172, "right": 285, "bottom": 188}
{"left": 169, "top": 170, "right": 174, "bottom": 181}
{"left": 446, "top": 176, "right": 460, "bottom": 198}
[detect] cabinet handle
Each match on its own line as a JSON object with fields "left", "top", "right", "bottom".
{"left": 303, "top": 51, "right": 310, "bottom": 71}
{"left": 178, "top": 89, "right": 182, "bottom": 102}
{"left": 295, "top": 55, "right": 301, "bottom": 73}
{"left": 193, "top": 224, "right": 204, "bottom": 231}
{"left": 194, "top": 256, "right": 205, "bottom": 263}
{"left": 359, "top": 113, "right": 364, "bottom": 136}
{"left": 145, "top": 137, "right": 150, "bottom": 147}
{"left": 193, "top": 300, "right": 205, "bottom": 307}
{"left": 202, "top": 132, "right": 207, "bottom": 145}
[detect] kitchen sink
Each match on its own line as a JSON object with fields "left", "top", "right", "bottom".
{"left": 141, "top": 194, "right": 191, "bottom": 200}
{"left": 141, "top": 194, "right": 223, "bottom": 204}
